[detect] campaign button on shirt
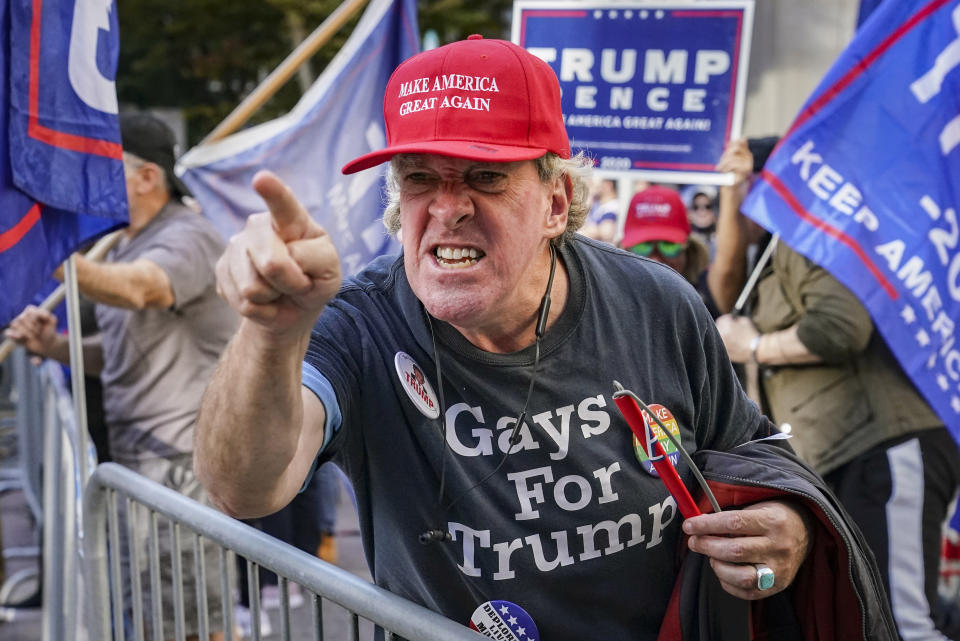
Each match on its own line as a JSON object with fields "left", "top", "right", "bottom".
{"left": 394, "top": 351, "right": 440, "bottom": 419}
{"left": 632, "top": 403, "right": 682, "bottom": 477}
{"left": 469, "top": 600, "right": 539, "bottom": 641}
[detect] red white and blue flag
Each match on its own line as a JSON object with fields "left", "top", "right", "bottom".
{"left": 0, "top": 0, "right": 127, "bottom": 327}
{"left": 857, "top": 0, "right": 886, "bottom": 28}
{"left": 742, "top": 0, "right": 960, "bottom": 434}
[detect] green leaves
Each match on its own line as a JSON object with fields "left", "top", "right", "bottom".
{"left": 116, "top": 0, "right": 512, "bottom": 146}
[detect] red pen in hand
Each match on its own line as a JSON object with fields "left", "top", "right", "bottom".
{"left": 612, "top": 382, "right": 718, "bottom": 519}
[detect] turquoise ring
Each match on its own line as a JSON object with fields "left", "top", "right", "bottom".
{"left": 755, "top": 564, "right": 775, "bottom": 591}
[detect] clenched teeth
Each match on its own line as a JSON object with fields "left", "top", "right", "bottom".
{"left": 436, "top": 246, "right": 481, "bottom": 260}
{"left": 434, "top": 246, "right": 484, "bottom": 268}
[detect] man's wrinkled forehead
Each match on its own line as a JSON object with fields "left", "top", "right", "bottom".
{"left": 394, "top": 153, "right": 523, "bottom": 172}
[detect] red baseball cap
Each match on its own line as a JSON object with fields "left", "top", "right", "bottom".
{"left": 621, "top": 185, "right": 691, "bottom": 248}
{"left": 341, "top": 35, "right": 570, "bottom": 174}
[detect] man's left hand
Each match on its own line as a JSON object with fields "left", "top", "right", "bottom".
{"left": 682, "top": 500, "right": 813, "bottom": 600}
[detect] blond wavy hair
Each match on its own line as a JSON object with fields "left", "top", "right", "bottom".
{"left": 382, "top": 152, "right": 594, "bottom": 247}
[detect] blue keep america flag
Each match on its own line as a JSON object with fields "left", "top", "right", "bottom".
{"left": 178, "top": 0, "right": 419, "bottom": 277}
{"left": 858, "top": 0, "right": 886, "bottom": 27}
{"left": 0, "top": 0, "right": 127, "bottom": 328}
{"left": 742, "top": 0, "right": 960, "bottom": 434}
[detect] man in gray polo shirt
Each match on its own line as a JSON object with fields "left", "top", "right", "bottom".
{"left": 5, "top": 113, "right": 236, "bottom": 640}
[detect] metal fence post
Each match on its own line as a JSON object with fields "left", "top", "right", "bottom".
{"left": 81, "top": 468, "right": 112, "bottom": 641}
{"left": 40, "top": 368, "right": 64, "bottom": 641}
{"left": 12, "top": 348, "right": 44, "bottom": 522}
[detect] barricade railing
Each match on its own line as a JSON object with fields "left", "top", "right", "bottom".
{"left": 1, "top": 348, "right": 93, "bottom": 639}
{"left": 6, "top": 348, "right": 483, "bottom": 641}
{"left": 83, "top": 462, "right": 485, "bottom": 641}
{"left": 4, "top": 348, "right": 44, "bottom": 523}
{"left": 42, "top": 358, "right": 93, "bottom": 641}
{"left": 0, "top": 348, "right": 43, "bottom": 610}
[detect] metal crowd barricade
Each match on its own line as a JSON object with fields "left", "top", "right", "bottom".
{"left": 2, "top": 348, "right": 44, "bottom": 522}
{"left": 4, "top": 342, "right": 485, "bottom": 641}
{"left": 1, "top": 348, "right": 93, "bottom": 638}
{"left": 41, "top": 356, "right": 94, "bottom": 641}
{"left": 0, "top": 348, "right": 44, "bottom": 609}
{"left": 83, "top": 463, "right": 485, "bottom": 641}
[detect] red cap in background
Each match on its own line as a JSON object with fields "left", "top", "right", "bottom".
{"left": 621, "top": 186, "right": 690, "bottom": 248}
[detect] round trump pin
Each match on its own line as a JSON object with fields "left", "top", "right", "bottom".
{"left": 469, "top": 600, "right": 539, "bottom": 641}
{"left": 394, "top": 351, "right": 440, "bottom": 419}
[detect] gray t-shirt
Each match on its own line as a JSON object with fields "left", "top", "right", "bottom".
{"left": 97, "top": 201, "right": 237, "bottom": 463}
{"left": 303, "top": 237, "right": 768, "bottom": 640}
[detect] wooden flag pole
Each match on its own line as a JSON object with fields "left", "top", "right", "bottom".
{"left": 201, "top": 0, "right": 370, "bottom": 145}
{"left": 0, "top": 229, "right": 124, "bottom": 364}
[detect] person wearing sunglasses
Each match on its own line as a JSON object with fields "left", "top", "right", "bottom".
{"left": 621, "top": 185, "right": 719, "bottom": 317}
{"left": 681, "top": 184, "right": 718, "bottom": 258}
{"left": 687, "top": 189, "right": 717, "bottom": 232}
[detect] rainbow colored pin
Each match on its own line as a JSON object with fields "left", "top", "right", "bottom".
{"left": 611, "top": 381, "right": 720, "bottom": 519}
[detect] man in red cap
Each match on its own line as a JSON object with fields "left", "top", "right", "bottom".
{"left": 194, "top": 37, "right": 823, "bottom": 639}
{"left": 621, "top": 185, "right": 716, "bottom": 316}
{"left": 622, "top": 186, "right": 708, "bottom": 282}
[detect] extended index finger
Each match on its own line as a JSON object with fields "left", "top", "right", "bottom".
{"left": 252, "top": 170, "right": 313, "bottom": 243}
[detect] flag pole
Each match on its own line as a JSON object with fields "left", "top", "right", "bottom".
{"left": 0, "top": 229, "right": 124, "bottom": 364}
{"left": 201, "top": 0, "right": 370, "bottom": 145}
{"left": 733, "top": 234, "right": 779, "bottom": 315}
{"left": 63, "top": 254, "right": 91, "bottom": 490}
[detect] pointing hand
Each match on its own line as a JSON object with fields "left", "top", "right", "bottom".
{"left": 216, "top": 171, "right": 342, "bottom": 336}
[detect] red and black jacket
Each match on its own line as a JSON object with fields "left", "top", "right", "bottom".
{"left": 658, "top": 440, "right": 899, "bottom": 641}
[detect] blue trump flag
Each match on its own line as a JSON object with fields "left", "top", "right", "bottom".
{"left": 742, "top": 0, "right": 960, "bottom": 434}
{"left": 178, "top": 0, "right": 419, "bottom": 277}
{"left": 0, "top": 0, "right": 127, "bottom": 328}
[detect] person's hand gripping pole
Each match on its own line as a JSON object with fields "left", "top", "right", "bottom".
{"left": 216, "top": 170, "right": 342, "bottom": 336}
